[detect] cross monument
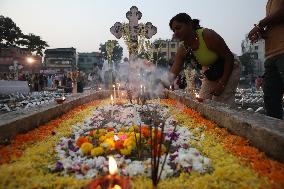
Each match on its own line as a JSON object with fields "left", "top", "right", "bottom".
{"left": 110, "top": 6, "right": 157, "bottom": 61}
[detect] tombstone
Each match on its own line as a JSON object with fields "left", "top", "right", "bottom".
{"left": 0, "top": 80, "right": 30, "bottom": 95}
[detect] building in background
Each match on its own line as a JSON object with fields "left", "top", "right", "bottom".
{"left": 241, "top": 35, "right": 265, "bottom": 76}
{"left": 152, "top": 35, "right": 182, "bottom": 67}
{"left": 0, "top": 47, "right": 42, "bottom": 74}
{"left": 43, "top": 47, "right": 76, "bottom": 74}
{"left": 77, "top": 52, "right": 103, "bottom": 74}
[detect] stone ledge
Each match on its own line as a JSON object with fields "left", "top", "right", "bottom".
{"left": 0, "top": 90, "right": 111, "bottom": 143}
{"left": 166, "top": 90, "right": 284, "bottom": 162}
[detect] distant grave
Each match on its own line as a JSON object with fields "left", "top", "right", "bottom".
{"left": 0, "top": 80, "right": 30, "bottom": 95}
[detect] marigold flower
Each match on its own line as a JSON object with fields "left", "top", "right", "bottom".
{"left": 141, "top": 126, "right": 150, "bottom": 138}
{"left": 115, "top": 140, "right": 124, "bottom": 150}
{"left": 80, "top": 142, "right": 94, "bottom": 155}
{"left": 91, "top": 147, "right": 104, "bottom": 156}
{"left": 120, "top": 147, "right": 132, "bottom": 156}
{"left": 76, "top": 137, "right": 89, "bottom": 147}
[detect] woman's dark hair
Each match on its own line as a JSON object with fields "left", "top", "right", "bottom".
{"left": 169, "top": 13, "right": 201, "bottom": 30}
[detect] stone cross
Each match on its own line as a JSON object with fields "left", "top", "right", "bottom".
{"left": 110, "top": 6, "right": 157, "bottom": 59}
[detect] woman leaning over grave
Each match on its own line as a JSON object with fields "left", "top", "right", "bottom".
{"left": 167, "top": 13, "right": 240, "bottom": 106}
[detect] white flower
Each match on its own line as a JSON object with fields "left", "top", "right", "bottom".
{"left": 125, "top": 161, "right": 145, "bottom": 176}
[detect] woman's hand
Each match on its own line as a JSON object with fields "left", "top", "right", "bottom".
{"left": 248, "top": 25, "right": 264, "bottom": 43}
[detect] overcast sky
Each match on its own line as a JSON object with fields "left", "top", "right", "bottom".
{"left": 0, "top": 0, "right": 267, "bottom": 57}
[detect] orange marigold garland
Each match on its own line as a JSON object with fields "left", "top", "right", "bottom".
{"left": 0, "top": 101, "right": 99, "bottom": 165}
{"left": 162, "top": 99, "right": 284, "bottom": 188}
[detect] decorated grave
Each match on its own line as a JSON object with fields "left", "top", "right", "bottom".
{"left": 0, "top": 90, "right": 284, "bottom": 189}
{"left": 1, "top": 5, "right": 284, "bottom": 189}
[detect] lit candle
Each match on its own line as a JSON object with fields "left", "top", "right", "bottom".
{"left": 85, "top": 156, "right": 130, "bottom": 189}
{"left": 111, "top": 95, "right": 114, "bottom": 105}
{"left": 111, "top": 95, "right": 114, "bottom": 118}
{"left": 117, "top": 83, "right": 120, "bottom": 98}
{"left": 169, "top": 85, "right": 172, "bottom": 90}
{"left": 109, "top": 156, "right": 118, "bottom": 175}
{"left": 99, "top": 87, "right": 102, "bottom": 90}
{"left": 113, "top": 84, "right": 116, "bottom": 99}
{"left": 140, "top": 85, "right": 143, "bottom": 95}
{"left": 195, "top": 93, "right": 203, "bottom": 102}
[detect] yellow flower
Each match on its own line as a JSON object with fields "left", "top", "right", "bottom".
{"left": 100, "top": 138, "right": 115, "bottom": 150}
{"left": 99, "top": 135, "right": 106, "bottom": 142}
{"left": 91, "top": 147, "right": 104, "bottom": 156}
{"left": 105, "top": 132, "right": 114, "bottom": 138}
{"left": 98, "top": 129, "right": 106, "bottom": 134}
{"left": 120, "top": 147, "right": 132, "bottom": 156}
{"left": 80, "top": 142, "right": 94, "bottom": 155}
{"left": 129, "top": 125, "right": 138, "bottom": 132}
{"left": 124, "top": 138, "right": 135, "bottom": 148}
{"left": 105, "top": 138, "right": 115, "bottom": 149}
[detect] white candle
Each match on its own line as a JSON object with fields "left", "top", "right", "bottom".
{"left": 195, "top": 93, "right": 199, "bottom": 98}
{"left": 111, "top": 95, "right": 114, "bottom": 117}
{"left": 140, "top": 85, "right": 143, "bottom": 95}
{"left": 117, "top": 83, "right": 120, "bottom": 98}
{"left": 113, "top": 84, "right": 116, "bottom": 99}
{"left": 109, "top": 156, "right": 118, "bottom": 175}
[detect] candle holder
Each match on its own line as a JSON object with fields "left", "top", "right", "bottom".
{"left": 85, "top": 174, "right": 131, "bottom": 189}
{"left": 195, "top": 94, "right": 204, "bottom": 102}
{"left": 196, "top": 96, "right": 204, "bottom": 102}
{"left": 86, "top": 156, "right": 132, "bottom": 189}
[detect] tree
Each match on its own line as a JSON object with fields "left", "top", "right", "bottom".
{"left": 99, "top": 40, "right": 123, "bottom": 65}
{"left": 0, "top": 15, "right": 48, "bottom": 55}
{"left": 239, "top": 52, "right": 255, "bottom": 76}
{"left": 0, "top": 15, "right": 22, "bottom": 47}
{"left": 18, "top": 33, "right": 49, "bottom": 56}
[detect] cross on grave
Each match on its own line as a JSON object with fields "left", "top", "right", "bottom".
{"left": 110, "top": 6, "right": 157, "bottom": 60}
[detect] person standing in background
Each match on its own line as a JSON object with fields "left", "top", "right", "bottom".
{"left": 248, "top": 0, "right": 284, "bottom": 119}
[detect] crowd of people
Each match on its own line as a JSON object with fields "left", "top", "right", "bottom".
{"left": 0, "top": 72, "right": 87, "bottom": 93}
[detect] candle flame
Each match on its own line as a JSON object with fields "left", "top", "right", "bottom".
{"left": 113, "top": 84, "right": 115, "bottom": 88}
{"left": 109, "top": 156, "right": 118, "bottom": 175}
{"left": 170, "top": 85, "right": 172, "bottom": 90}
{"left": 195, "top": 93, "right": 200, "bottom": 98}
{"left": 113, "top": 185, "right": 122, "bottom": 189}
{"left": 62, "top": 96, "right": 65, "bottom": 100}
{"left": 111, "top": 95, "right": 114, "bottom": 101}
{"left": 99, "top": 87, "right": 101, "bottom": 90}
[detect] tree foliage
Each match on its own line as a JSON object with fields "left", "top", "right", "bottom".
{"left": 0, "top": 15, "right": 48, "bottom": 56}
{"left": 239, "top": 52, "right": 255, "bottom": 75}
{"left": 99, "top": 40, "right": 123, "bottom": 64}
